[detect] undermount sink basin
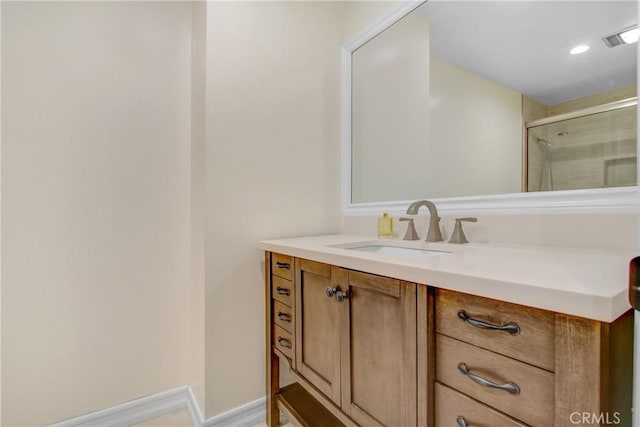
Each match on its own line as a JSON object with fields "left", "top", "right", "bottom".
{"left": 345, "top": 244, "right": 449, "bottom": 258}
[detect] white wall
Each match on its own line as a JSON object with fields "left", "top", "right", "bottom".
{"left": 2, "top": 2, "right": 194, "bottom": 425}
{"left": 204, "top": 1, "right": 343, "bottom": 416}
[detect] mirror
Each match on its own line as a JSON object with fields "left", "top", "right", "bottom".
{"left": 527, "top": 100, "right": 637, "bottom": 192}
{"left": 349, "top": 1, "right": 638, "bottom": 207}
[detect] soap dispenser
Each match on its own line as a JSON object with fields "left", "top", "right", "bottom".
{"left": 378, "top": 212, "right": 394, "bottom": 238}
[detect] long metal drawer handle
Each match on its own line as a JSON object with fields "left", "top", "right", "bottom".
{"left": 276, "top": 287, "right": 291, "bottom": 296}
{"left": 457, "top": 416, "right": 467, "bottom": 427}
{"left": 277, "top": 336, "right": 292, "bottom": 349}
{"left": 275, "top": 261, "right": 291, "bottom": 270}
{"left": 277, "top": 312, "right": 291, "bottom": 322}
{"left": 458, "top": 310, "right": 520, "bottom": 335}
{"left": 458, "top": 363, "right": 520, "bottom": 395}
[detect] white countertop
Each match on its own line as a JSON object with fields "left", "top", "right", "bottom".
{"left": 259, "top": 234, "right": 635, "bottom": 323}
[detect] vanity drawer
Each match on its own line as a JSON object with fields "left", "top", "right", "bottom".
{"left": 272, "top": 275, "right": 294, "bottom": 306}
{"left": 436, "top": 289, "right": 555, "bottom": 371}
{"left": 273, "top": 324, "right": 294, "bottom": 360}
{"left": 273, "top": 300, "right": 294, "bottom": 333}
{"left": 435, "top": 383, "right": 527, "bottom": 427}
{"left": 271, "top": 253, "right": 293, "bottom": 281}
{"left": 436, "top": 334, "right": 554, "bottom": 427}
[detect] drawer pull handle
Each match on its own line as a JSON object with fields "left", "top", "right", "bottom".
{"left": 275, "top": 261, "right": 291, "bottom": 270}
{"left": 458, "top": 363, "right": 520, "bottom": 395}
{"left": 277, "top": 312, "right": 291, "bottom": 322}
{"left": 277, "top": 336, "right": 292, "bottom": 349}
{"left": 458, "top": 310, "right": 520, "bottom": 335}
{"left": 456, "top": 416, "right": 467, "bottom": 427}
{"left": 276, "top": 287, "right": 291, "bottom": 296}
{"left": 326, "top": 287, "right": 337, "bottom": 298}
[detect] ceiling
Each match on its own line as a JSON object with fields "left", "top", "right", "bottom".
{"left": 419, "top": 0, "right": 638, "bottom": 105}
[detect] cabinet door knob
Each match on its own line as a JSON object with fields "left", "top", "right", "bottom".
{"left": 458, "top": 310, "right": 520, "bottom": 335}
{"left": 335, "top": 290, "right": 348, "bottom": 303}
{"left": 456, "top": 416, "right": 467, "bottom": 427}
{"left": 325, "top": 287, "right": 337, "bottom": 298}
{"left": 458, "top": 363, "right": 520, "bottom": 395}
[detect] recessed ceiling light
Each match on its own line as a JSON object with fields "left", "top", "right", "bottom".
{"left": 620, "top": 27, "right": 640, "bottom": 44}
{"left": 570, "top": 45, "right": 590, "bottom": 55}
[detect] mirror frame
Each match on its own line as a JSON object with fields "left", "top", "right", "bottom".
{"left": 341, "top": 1, "right": 639, "bottom": 216}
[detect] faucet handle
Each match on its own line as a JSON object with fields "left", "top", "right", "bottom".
{"left": 448, "top": 217, "right": 478, "bottom": 244}
{"left": 399, "top": 217, "right": 420, "bottom": 241}
{"left": 457, "top": 217, "right": 477, "bottom": 224}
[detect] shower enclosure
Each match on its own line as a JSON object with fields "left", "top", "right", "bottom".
{"left": 527, "top": 98, "right": 637, "bottom": 192}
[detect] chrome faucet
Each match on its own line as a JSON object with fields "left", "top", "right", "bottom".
{"left": 406, "top": 200, "right": 443, "bottom": 242}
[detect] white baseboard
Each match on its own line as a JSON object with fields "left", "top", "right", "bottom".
{"left": 202, "top": 397, "right": 266, "bottom": 427}
{"left": 48, "top": 386, "right": 190, "bottom": 427}
{"left": 187, "top": 386, "right": 205, "bottom": 427}
{"left": 46, "top": 386, "right": 266, "bottom": 427}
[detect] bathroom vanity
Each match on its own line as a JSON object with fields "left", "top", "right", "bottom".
{"left": 261, "top": 236, "right": 633, "bottom": 427}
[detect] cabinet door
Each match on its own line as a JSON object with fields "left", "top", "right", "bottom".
{"left": 339, "top": 269, "right": 417, "bottom": 426}
{"left": 295, "top": 259, "right": 341, "bottom": 405}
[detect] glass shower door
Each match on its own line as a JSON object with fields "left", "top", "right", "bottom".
{"left": 527, "top": 102, "right": 637, "bottom": 192}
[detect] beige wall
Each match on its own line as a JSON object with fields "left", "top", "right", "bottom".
{"left": 427, "top": 58, "right": 523, "bottom": 198}
{"left": 1, "top": 1, "right": 409, "bottom": 422}
{"left": 8, "top": 1, "right": 623, "bottom": 424}
{"left": 2, "top": 2, "right": 194, "bottom": 425}
{"left": 190, "top": 1, "right": 207, "bottom": 412}
{"left": 203, "top": 1, "right": 344, "bottom": 417}
{"left": 0, "top": 0, "right": 3, "bottom": 423}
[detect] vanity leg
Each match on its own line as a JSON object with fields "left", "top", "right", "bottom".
{"left": 417, "top": 285, "right": 435, "bottom": 427}
{"left": 267, "top": 351, "right": 280, "bottom": 426}
{"left": 554, "top": 311, "right": 633, "bottom": 427}
{"left": 265, "top": 252, "right": 281, "bottom": 426}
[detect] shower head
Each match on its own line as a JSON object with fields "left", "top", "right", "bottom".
{"left": 535, "top": 137, "right": 553, "bottom": 151}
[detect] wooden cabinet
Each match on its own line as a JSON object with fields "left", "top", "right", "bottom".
{"left": 265, "top": 252, "right": 633, "bottom": 427}
{"left": 435, "top": 289, "right": 633, "bottom": 427}
{"left": 338, "top": 269, "right": 417, "bottom": 426}
{"left": 436, "top": 333, "right": 554, "bottom": 426}
{"left": 436, "top": 289, "right": 555, "bottom": 370}
{"left": 295, "top": 259, "right": 341, "bottom": 405}
{"left": 265, "top": 252, "right": 295, "bottom": 426}
{"left": 435, "top": 383, "right": 527, "bottom": 427}
{"left": 292, "top": 258, "right": 420, "bottom": 426}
